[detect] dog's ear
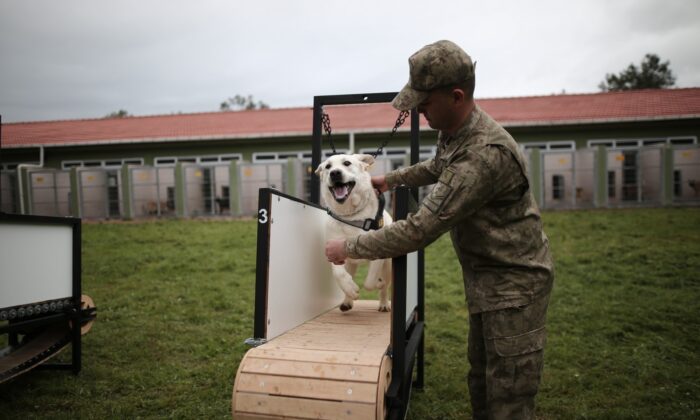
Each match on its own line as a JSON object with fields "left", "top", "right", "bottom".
{"left": 315, "top": 161, "right": 325, "bottom": 175}
{"left": 355, "top": 154, "right": 375, "bottom": 170}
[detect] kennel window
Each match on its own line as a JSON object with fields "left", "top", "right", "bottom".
{"left": 642, "top": 139, "right": 666, "bottom": 146}
{"left": 588, "top": 140, "right": 615, "bottom": 148}
{"left": 221, "top": 155, "right": 242, "bottom": 162}
{"left": 154, "top": 158, "right": 177, "bottom": 165}
{"left": 549, "top": 141, "right": 576, "bottom": 150}
{"left": 670, "top": 137, "right": 696, "bottom": 145}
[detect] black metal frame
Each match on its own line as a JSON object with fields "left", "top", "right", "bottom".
{"left": 250, "top": 93, "right": 426, "bottom": 418}
{"left": 311, "top": 93, "right": 425, "bottom": 419}
{"left": 0, "top": 212, "right": 83, "bottom": 378}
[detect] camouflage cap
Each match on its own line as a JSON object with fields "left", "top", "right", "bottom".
{"left": 392, "top": 40, "right": 475, "bottom": 111}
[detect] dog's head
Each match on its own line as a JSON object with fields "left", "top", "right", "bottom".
{"left": 316, "top": 154, "right": 375, "bottom": 208}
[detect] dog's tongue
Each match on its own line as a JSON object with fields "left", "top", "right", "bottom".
{"left": 333, "top": 185, "right": 348, "bottom": 199}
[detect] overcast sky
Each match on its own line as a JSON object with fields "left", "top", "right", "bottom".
{"left": 1, "top": 0, "right": 699, "bottom": 123}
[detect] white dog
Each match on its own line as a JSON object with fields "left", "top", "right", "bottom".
{"left": 316, "top": 154, "right": 393, "bottom": 312}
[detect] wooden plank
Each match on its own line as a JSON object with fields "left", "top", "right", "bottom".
{"left": 241, "top": 357, "right": 380, "bottom": 383}
{"left": 267, "top": 339, "right": 387, "bottom": 352}
{"left": 292, "top": 322, "right": 387, "bottom": 332}
{"left": 269, "top": 336, "right": 387, "bottom": 351}
{"left": 250, "top": 347, "right": 381, "bottom": 366}
{"left": 236, "top": 373, "right": 377, "bottom": 404}
{"left": 278, "top": 331, "right": 388, "bottom": 343}
{"left": 314, "top": 311, "right": 389, "bottom": 320}
{"left": 235, "top": 393, "right": 375, "bottom": 420}
{"left": 234, "top": 413, "right": 307, "bottom": 420}
{"left": 255, "top": 300, "right": 391, "bottom": 357}
{"left": 262, "top": 341, "right": 387, "bottom": 354}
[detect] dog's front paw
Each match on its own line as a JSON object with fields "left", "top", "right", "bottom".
{"left": 340, "top": 297, "right": 354, "bottom": 312}
{"left": 339, "top": 276, "right": 360, "bottom": 300}
{"left": 378, "top": 301, "right": 390, "bottom": 312}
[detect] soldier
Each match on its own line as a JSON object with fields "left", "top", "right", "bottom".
{"left": 325, "top": 40, "right": 554, "bottom": 419}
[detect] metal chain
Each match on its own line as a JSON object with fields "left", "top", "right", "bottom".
{"left": 370, "top": 110, "right": 411, "bottom": 158}
{"left": 321, "top": 111, "right": 337, "bottom": 155}
{"left": 321, "top": 108, "right": 410, "bottom": 158}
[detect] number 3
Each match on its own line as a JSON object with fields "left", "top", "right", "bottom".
{"left": 258, "top": 209, "right": 268, "bottom": 224}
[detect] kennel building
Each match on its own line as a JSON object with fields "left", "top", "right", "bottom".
{"left": 6, "top": 145, "right": 699, "bottom": 220}
{"left": 2, "top": 88, "right": 699, "bottom": 218}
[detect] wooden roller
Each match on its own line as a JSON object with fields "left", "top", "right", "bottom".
{"left": 69, "top": 295, "right": 96, "bottom": 335}
{"left": 232, "top": 300, "right": 393, "bottom": 420}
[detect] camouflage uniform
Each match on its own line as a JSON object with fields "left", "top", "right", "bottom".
{"left": 344, "top": 40, "right": 554, "bottom": 419}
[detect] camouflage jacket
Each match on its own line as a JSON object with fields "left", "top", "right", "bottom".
{"left": 345, "top": 105, "right": 554, "bottom": 313}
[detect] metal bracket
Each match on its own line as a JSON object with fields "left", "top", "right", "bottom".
{"left": 244, "top": 337, "right": 267, "bottom": 347}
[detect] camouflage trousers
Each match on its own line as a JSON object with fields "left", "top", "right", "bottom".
{"left": 467, "top": 295, "right": 550, "bottom": 420}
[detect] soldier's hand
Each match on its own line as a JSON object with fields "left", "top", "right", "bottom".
{"left": 371, "top": 175, "right": 389, "bottom": 193}
{"left": 325, "top": 239, "right": 347, "bottom": 265}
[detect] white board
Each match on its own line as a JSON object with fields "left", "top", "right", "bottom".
{"left": 0, "top": 222, "right": 73, "bottom": 309}
{"left": 265, "top": 194, "right": 343, "bottom": 340}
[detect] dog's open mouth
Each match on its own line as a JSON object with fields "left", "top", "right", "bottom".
{"left": 329, "top": 181, "right": 355, "bottom": 203}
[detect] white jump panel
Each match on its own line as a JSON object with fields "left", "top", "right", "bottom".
{"left": 266, "top": 194, "right": 343, "bottom": 341}
{"left": 0, "top": 222, "right": 73, "bottom": 309}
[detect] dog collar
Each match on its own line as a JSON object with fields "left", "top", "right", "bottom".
{"left": 326, "top": 190, "right": 386, "bottom": 231}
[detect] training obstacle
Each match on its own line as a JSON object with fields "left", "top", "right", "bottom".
{"left": 232, "top": 187, "right": 422, "bottom": 420}
{"left": 232, "top": 91, "right": 425, "bottom": 420}
{"left": 0, "top": 213, "right": 96, "bottom": 383}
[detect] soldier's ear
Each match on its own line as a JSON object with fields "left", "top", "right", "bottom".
{"left": 355, "top": 154, "right": 375, "bottom": 170}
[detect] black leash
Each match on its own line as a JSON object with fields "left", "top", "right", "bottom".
{"left": 326, "top": 190, "right": 386, "bottom": 231}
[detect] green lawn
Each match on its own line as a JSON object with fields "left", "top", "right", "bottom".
{"left": 1, "top": 208, "right": 699, "bottom": 419}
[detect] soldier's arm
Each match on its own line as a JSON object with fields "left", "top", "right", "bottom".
{"left": 346, "top": 146, "right": 525, "bottom": 259}
{"left": 384, "top": 158, "right": 441, "bottom": 188}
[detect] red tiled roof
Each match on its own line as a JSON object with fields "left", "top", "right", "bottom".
{"left": 3, "top": 88, "right": 700, "bottom": 148}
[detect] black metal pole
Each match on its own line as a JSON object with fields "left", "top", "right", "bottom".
{"left": 389, "top": 186, "right": 409, "bottom": 419}
{"left": 416, "top": 248, "right": 425, "bottom": 389}
{"left": 253, "top": 188, "right": 271, "bottom": 339}
{"left": 311, "top": 99, "right": 323, "bottom": 205}
{"left": 71, "top": 218, "right": 82, "bottom": 375}
{"left": 410, "top": 110, "right": 420, "bottom": 166}
{"left": 409, "top": 107, "right": 425, "bottom": 389}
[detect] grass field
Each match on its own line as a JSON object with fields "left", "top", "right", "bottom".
{"left": 1, "top": 207, "right": 699, "bottom": 419}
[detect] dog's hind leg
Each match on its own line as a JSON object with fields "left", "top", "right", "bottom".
{"left": 378, "top": 284, "right": 390, "bottom": 312}
{"left": 363, "top": 259, "right": 385, "bottom": 291}
{"left": 378, "top": 259, "right": 391, "bottom": 312}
